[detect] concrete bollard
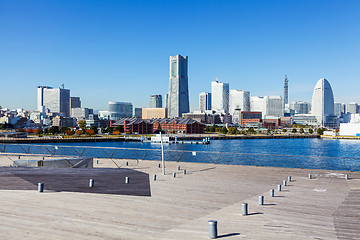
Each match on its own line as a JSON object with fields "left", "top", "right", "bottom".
{"left": 278, "top": 184, "right": 282, "bottom": 191}
{"left": 125, "top": 177, "right": 129, "bottom": 184}
{"left": 283, "top": 180, "right": 287, "bottom": 186}
{"left": 183, "top": 169, "right": 187, "bottom": 175}
{"left": 270, "top": 189, "right": 274, "bottom": 197}
{"left": 208, "top": 220, "right": 218, "bottom": 239}
{"left": 241, "top": 203, "right": 248, "bottom": 216}
{"left": 125, "top": 162, "right": 128, "bottom": 166}
{"left": 96, "top": 160, "right": 99, "bottom": 164}
{"left": 177, "top": 165, "right": 180, "bottom": 171}
{"left": 308, "top": 174, "right": 312, "bottom": 179}
{"left": 89, "top": 179, "right": 94, "bottom": 187}
{"left": 38, "top": 182, "right": 44, "bottom": 192}
{"left": 288, "top": 176, "right": 291, "bottom": 182}
{"left": 259, "top": 196, "right": 264, "bottom": 205}
{"left": 173, "top": 172, "right": 176, "bottom": 178}
{"left": 153, "top": 174, "right": 157, "bottom": 181}
{"left": 345, "top": 174, "right": 349, "bottom": 180}
{"left": 158, "top": 163, "right": 161, "bottom": 168}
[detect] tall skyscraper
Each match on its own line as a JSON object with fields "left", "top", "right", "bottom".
{"left": 211, "top": 80, "right": 229, "bottom": 113}
{"left": 311, "top": 78, "right": 334, "bottom": 126}
{"left": 164, "top": 93, "right": 169, "bottom": 109}
{"left": 199, "top": 92, "right": 211, "bottom": 112}
{"left": 290, "top": 101, "right": 311, "bottom": 114}
{"left": 168, "top": 54, "right": 189, "bottom": 118}
{"left": 37, "top": 86, "right": 70, "bottom": 117}
{"left": 229, "top": 89, "right": 250, "bottom": 116}
{"left": 284, "top": 75, "right": 289, "bottom": 105}
{"left": 149, "top": 95, "right": 162, "bottom": 108}
{"left": 334, "top": 102, "right": 346, "bottom": 117}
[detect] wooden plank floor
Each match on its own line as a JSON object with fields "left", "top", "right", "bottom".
{"left": 0, "top": 154, "right": 359, "bottom": 239}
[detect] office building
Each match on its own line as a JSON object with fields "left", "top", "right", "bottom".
{"left": 311, "top": 78, "right": 335, "bottom": 126}
{"left": 229, "top": 89, "right": 250, "bottom": 116}
{"left": 142, "top": 108, "right": 168, "bottom": 119}
{"left": 168, "top": 54, "right": 189, "bottom": 118}
{"left": 149, "top": 95, "right": 162, "bottom": 108}
{"left": 347, "top": 102, "right": 359, "bottom": 114}
{"left": 134, "top": 108, "right": 142, "bottom": 118}
{"left": 251, "top": 96, "right": 283, "bottom": 118}
{"left": 211, "top": 80, "right": 229, "bottom": 113}
{"left": 290, "top": 101, "right": 311, "bottom": 114}
{"left": 71, "top": 108, "right": 93, "bottom": 121}
{"left": 334, "top": 102, "right": 346, "bottom": 117}
{"left": 37, "top": 86, "right": 70, "bottom": 117}
{"left": 199, "top": 92, "right": 211, "bottom": 112}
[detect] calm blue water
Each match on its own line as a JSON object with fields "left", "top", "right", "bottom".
{"left": 2, "top": 138, "right": 360, "bottom": 171}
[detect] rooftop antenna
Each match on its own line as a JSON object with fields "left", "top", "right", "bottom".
{"left": 215, "top": 76, "right": 219, "bottom": 82}
{"left": 61, "top": 84, "right": 64, "bottom": 89}
{"left": 284, "top": 75, "right": 288, "bottom": 105}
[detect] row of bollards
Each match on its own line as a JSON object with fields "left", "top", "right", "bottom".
{"left": 208, "top": 175, "right": 293, "bottom": 239}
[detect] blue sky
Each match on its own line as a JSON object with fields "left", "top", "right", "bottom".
{"left": 1, "top": 0, "right": 359, "bottom": 111}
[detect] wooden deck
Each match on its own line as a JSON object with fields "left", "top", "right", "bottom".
{"left": 0, "top": 154, "right": 359, "bottom": 239}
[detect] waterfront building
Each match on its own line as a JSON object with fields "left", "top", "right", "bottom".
{"left": 339, "top": 114, "right": 360, "bottom": 136}
{"left": 229, "top": 90, "right": 250, "bottom": 116}
{"left": 99, "top": 102, "right": 133, "bottom": 121}
{"left": 199, "top": 92, "right": 211, "bottom": 112}
{"left": 211, "top": 80, "right": 229, "bottom": 113}
{"left": 51, "top": 116, "right": 76, "bottom": 128}
{"left": 346, "top": 102, "right": 359, "bottom": 114}
{"left": 311, "top": 78, "right": 335, "bottom": 126}
{"left": 37, "top": 86, "right": 70, "bottom": 117}
{"left": 149, "top": 95, "right": 162, "bottom": 108}
{"left": 290, "top": 101, "right": 311, "bottom": 114}
{"left": 142, "top": 108, "right": 168, "bottom": 119}
{"left": 334, "top": 102, "right": 346, "bottom": 117}
{"left": 182, "top": 111, "right": 222, "bottom": 124}
{"left": 168, "top": 54, "right": 189, "bottom": 118}
{"left": 238, "top": 111, "right": 262, "bottom": 126}
{"left": 292, "top": 114, "right": 318, "bottom": 126}
{"left": 112, "top": 117, "right": 153, "bottom": 134}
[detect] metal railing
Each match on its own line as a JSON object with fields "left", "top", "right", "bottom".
{"left": 0, "top": 143, "right": 360, "bottom": 172}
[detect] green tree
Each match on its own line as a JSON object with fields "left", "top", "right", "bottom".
{"left": 299, "top": 128, "right": 304, "bottom": 134}
{"left": 78, "top": 120, "right": 87, "bottom": 130}
{"left": 106, "top": 127, "right": 113, "bottom": 134}
{"left": 308, "top": 128, "right": 313, "bottom": 134}
{"left": 49, "top": 126, "right": 59, "bottom": 135}
{"left": 248, "top": 127, "right": 255, "bottom": 134}
{"left": 219, "top": 127, "right": 228, "bottom": 134}
{"left": 36, "top": 128, "right": 43, "bottom": 136}
{"left": 317, "top": 128, "right": 324, "bottom": 135}
{"left": 228, "top": 127, "right": 237, "bottom": 134}
{"left": 60, "top": 126, "right": 69, "bottom": 134}
{"left": 282, "top": 128, "right": 287, "bottom": 133}
{"left": 267, "top": 129, "right": 271, "bottom": 134}
{"left": 292, "top": 128, "right": 297, "bottom": 133}
{"left": 90, "top": 126, "right": 98, "bottom": 134}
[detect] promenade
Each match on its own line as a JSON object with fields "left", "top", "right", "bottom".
{"left": 0, "top": 154, "right": 359, "bottom": 239}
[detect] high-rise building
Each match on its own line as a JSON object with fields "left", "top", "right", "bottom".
{"left": 168, "top": 54, "right": 189, "bottom": 118}
{"left": 164, "top": 93, "right": 169, "bottom": 109}
{"left": 149, "top": 95, "right": 162, "bottom": 108}
{"left": 211, "top": 80, "right": 229, "bottom": 113}
{"left": 71, "top": 108, "right": 93, "bottom": 121}
{"left": 311, "top": 78, "right": 335, "bottom": 126}
{"left": 290, "top": 101, "right": 311, "bottom": 114}
{"left": 199, "top": 92, "right": 211, "bottom": 112}
{"left": 346, "top": 102, "right": 359, "bottom": 114}
{"left": 70, "top": 97, "right": 81, "bottom": 117}
{"left": 229, "top": 89, "right": 250, "bottom": 116}
{"left": 334, "top": 102, "right": 346, "bottom": 117}
{"left": 134, "top": 108, "right": 142, "bottom": 118}
{"left": 284, "top": 75, "right": 289, "bottom": 105}
{"left": 251, "top": 96, "right": 283, "bottom": 118}
{"left": 37, "top": 86, "right": 70, "bottom": 117}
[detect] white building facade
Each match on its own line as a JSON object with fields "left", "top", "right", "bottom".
{"left": 211, "top": 80, "right": 229, "bottom": 113}
{"left": 199, "top": 92, "right": 211, "bottom": 112}
{"left": 229, "top": 89, "right": 250, "bottom": 116}
{"left": 311, "top": 78, "right": 335, "bottom": 126}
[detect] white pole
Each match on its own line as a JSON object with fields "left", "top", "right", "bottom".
{"left": 160, "top": 132, "right": 165, "bottom": 175}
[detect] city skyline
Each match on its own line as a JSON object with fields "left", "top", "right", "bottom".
{"left": 1, "top": 1, "right": 360, "bottom": 111}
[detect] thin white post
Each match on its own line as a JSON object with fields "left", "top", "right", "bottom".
{"left": 160, "top": 132, "right": 165, "bottom": 175}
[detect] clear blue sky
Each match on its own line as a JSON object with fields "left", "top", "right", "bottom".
{"left": 1, "top": 0, "right": 359, "bottom": 111}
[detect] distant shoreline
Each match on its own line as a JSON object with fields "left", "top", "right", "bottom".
{"left": 0, "top": 134, "right": 319, "bottom": 143}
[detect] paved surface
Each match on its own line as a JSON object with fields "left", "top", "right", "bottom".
{"left": 0, "top": 154, "right": 359, "bottom": 239}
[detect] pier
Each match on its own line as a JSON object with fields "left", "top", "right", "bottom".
{"left": 0, "top": 154, "right": 359, "bottom": 239}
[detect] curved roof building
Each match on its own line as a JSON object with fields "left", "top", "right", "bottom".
{"left": 311, "top": 78, "right": 334, "bottom": 126}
